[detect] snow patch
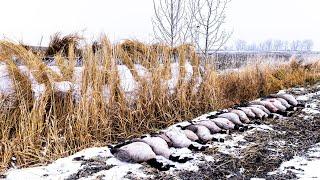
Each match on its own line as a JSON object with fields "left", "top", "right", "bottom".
{"left": 270, "top": 143, "right": 320, "bottom": 179}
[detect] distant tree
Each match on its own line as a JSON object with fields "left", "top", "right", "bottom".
{"left": 152, "top": 0, "right": 189, "bottom": 47}
{"left": 291, "top": 40, "right": 301, "bottom": 51}
{"left": 230, "top": 39, "right": 314, "bottom": 52}
{"left": 302, "top": 39, "right": 314, "bottom": 51}
{"left": 273, "top": 40, "right": 283, "bottom": 51}
{"left": 235, "top": 40, "right": 247, "bottom": 51}
{"left": 189, "top": 0, "right": 231, "bottom": 58}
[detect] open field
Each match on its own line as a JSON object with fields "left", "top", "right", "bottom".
{"left": 0, "top": 37, "right": 320, "bottom": 176}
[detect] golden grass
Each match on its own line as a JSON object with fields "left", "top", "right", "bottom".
{"left": 0, "top": 36, "right": 319, "bottom": 172}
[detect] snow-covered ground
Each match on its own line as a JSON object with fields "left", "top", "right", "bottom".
{"left": 3, "top": 84, "right": 320, "bottom": 180}
{"left": 269, "top": 143, "right": 320, "bottom": 179}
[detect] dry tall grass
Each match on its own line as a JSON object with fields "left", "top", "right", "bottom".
{"left": 0, "top": 36, "right": 319, "bottom": 172}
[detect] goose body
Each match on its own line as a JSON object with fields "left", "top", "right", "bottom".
{"left": 211, "top": 118, "right": 236, "bottom": 130}
{"left": 265, "top": 99, "right": 286, "bottom": 112}
{"left": 110, "top": 142, "right": 156, "bottom": 163}
{"left": 218, "top": 113, "right": 243, "bottom": 126}
{"left": 276, "top": 97, "right": 291, "bottom": 108}
{"left": 197, "top": 120, "right": 223, "bottom": 133}
{"left": 247, "top": 106, "right": 268, "bottom": 119}
{"left": 251, "top": 100, "right": 278, "bottom": 112}
{"left": 183, "top": 129, "right": 200, "bottom": 141}
{"left": 165, "top": 128, "right": 208, "bottom": 151}
{"left": 156, "top": 133, "right": 173, "bottom": 147}
{"left": 230, "top": 109, "right": 250, "bottom": 123}
{"left": 140, "top": 136, "right": 171, "bottom": 159}
{"left": 237, "top": 107, "right": 256, "bottom": 118}
{"left": 164, "top": 128, "right": 192, "bottom": 148}
{"left": 183, "top": 124, "right": 220, "bottom": 142}
{"left": 249, "top": 104, "right": 271, "bottom": 114}
{"left": 109, "top": 141, "right": 173, "bottom": 171}
{"left": 272, "top": 93, "right": 298, "bottom": 106}
{"left": 140, "top": 135, "right": 192, "bottom": 163}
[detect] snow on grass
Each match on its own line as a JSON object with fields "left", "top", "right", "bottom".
{"left": 0, "top": 65, "right": 15, "bottom": 96}
{"left": 53, "top": 81, "right": 73, "bottom": 92}
{"left": 0, "top": 62, "right": 197, "bottom": 106}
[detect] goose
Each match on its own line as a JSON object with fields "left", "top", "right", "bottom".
{"left": 275, "top": 97, "right": 292, "bottom": 109}
{"left": 247, "top": 106, "right": 268, "bottom": 119}
{"left": 230, "top": 109, "right": 250, "bottom": 123}
{"left": 217, "top": 112, "right": 244, "bottom": 126}
{"left": 250, "top": 100, "right": 279, "bottom": 113}
{"left": 139, "top": 135, "right": 192, "bottom": 163}
{"left": 270, "top": 93, "right": 298, "bottom": 106}
{"left": 108, "top": 141, "right": 173, "bottom": 171}
{"left": 236, "top": 107, "right": 256, "bottom": 119}
{"left": 163, "top": 127, "right": 208, "bottom": 151}
{"left": 155, "top": 133, "right": 173, "bottom": 147}
{"left": 177, "top": 124, "right": 224, "bottom": 143}
{"left": 183, "top": 129, "right": 201, "bottom": 142}
{"left": 249, "top": 104, "right": 271, "bottom": 115}
{"left": 196, "top": 120, "right": 226, "bottom": 133}
{"left": 208, "top": 117, "right": 240, "bottom": 130}
{"left": 264, "top": 98, "right": 287, "bottom": 112}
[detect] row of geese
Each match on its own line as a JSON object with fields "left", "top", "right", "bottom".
{"left": 108, "top": 93, "right": 303, "bottom": 171}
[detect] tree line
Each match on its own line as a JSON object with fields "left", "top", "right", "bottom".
{"left": 228, "top": 39, "right": 314, "bottom": 52}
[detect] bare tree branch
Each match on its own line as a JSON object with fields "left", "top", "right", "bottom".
{"left": 190, "top": 0, "right": 232, "bottom": 59}
{"left": 152, "top": 0, "right": 190, "bottom": 47}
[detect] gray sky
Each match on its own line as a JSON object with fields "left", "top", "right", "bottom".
{"left": 1, "top": 0, "right": 320, "bottom": 50}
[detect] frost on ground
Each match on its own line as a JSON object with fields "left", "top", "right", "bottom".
{"left": 3, "top": 83, "right": 320, "bottom": 180}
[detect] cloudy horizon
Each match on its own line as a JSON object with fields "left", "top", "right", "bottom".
{"left": 1, "top": 0, "right": 319, "bottom": 50}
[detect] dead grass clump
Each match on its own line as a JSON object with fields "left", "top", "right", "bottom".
{"left": 45, "top": 33, "right": 82, "bottom": 57}
{"left": 241, "top": 143, "right": 282, "bottom": 176}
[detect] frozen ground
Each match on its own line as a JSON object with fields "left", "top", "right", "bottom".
{"left": 2, "top": 83, "right": 320, "bottom": 179}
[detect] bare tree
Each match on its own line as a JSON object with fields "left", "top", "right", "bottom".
{"left": 152, "top": 0, "right": 190, "bottom": 47}
{"left": 190, "top": 0, "right": 231, "bottom": 59}
{"left": 235, "top": 40, "right": 247, "bottom": 51}
{"left": 302, "top": 40, "right": 313, "bottom": 52}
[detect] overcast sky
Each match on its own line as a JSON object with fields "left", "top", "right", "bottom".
{"left": 1, "top": 0, "right": 319, "bottom": 50}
